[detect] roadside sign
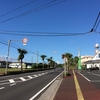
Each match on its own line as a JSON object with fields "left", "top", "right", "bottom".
{"left": 22, "top": 38, "right": 28, "bottom": 45}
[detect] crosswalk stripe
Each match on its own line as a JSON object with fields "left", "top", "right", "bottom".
{"left": 33, "top": 75, "right": 38, "bottom": 77}
{"left": 20, "top": 77, "right": 26, "bottom": 81}
{"left": 27, "top": 76, "right": 33, "bottom": 79}
{"left": 9, "top": 79, "right": 15, "bottom": 83}
{"left": 38, "top": 74, "right": 42, "bottom": 76}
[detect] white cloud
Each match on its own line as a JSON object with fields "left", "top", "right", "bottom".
{"left": 53, "top": 51, "right": 57, "bottom": 54}
{"left": 56, "top": 61, "right": 60, "bottom": 64}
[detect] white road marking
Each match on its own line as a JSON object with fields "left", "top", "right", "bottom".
{"left": 9, "top": 79, "right": 15, "bottom": 83}
{"left": 0, "top": 82, "right": 11, "bottom": 85}
{"left": 41, "top": 73, "right": 44, "bottom": 75}
{"left": 20, "top": 77, "right": 26, "bottom": 81}
{"left": 90, "top": 80, "right": 100, "bottom": 82}
{"left": 29, "top": 71, "right": 64, "bottom": 100}
{"left": 27, "top": 76, "right": 33, "bottom": 79}
{"left": 0, "top": 87, "right": 5, "bottom": 90}
{"left": 91, "top": 73, "right": 100, "bottom": 76}
{"left": 78, "top": 72, "right": 90, "bottom": 82}
{"left": 38, "top": 74, "right": 42, "bottom": 76}
{"left": 10, "top": 83, "right": 16, "bottom": 86}
{"left": 33, "top": 75, "right": 38, "bottom": 77}
{"left": 0, "top": 72, "right": 49, "bottom": 86}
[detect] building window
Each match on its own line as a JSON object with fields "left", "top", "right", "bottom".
{"left": 99, "top": 53, "right": 100, "bottom": 58}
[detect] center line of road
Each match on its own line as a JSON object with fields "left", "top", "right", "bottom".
{"left": 73, "top": 70, "right": 84, "bottom": 100}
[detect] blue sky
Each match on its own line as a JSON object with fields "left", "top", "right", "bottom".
{"left": 0, "top": 0, "right": 100, "bottom": 64}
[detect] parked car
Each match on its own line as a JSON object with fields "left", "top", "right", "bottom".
{"left": 87, "top": 67, "right": 99, "bottom": 71}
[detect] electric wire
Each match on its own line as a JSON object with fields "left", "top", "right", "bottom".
{"left": 0, "top": 0, "right": 66, "bottom": 24}
{"left": 0, "top": 37, "right": 40, "bottom": 56}
{"left": 0, "top": 30, "right": 90, "bottom": 36}
{"left": 0, "top": 0, "right": 37, "bottom": 18}
{"left": 91, "top": 12, "right": 100, "bottom": 31}
{"left": 94, "top": 19, "right": 100, "bottom": 31}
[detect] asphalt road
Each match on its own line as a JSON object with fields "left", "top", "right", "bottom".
{"left": 79, "top": 70, "right": 100, "bottom": 89}
{"left": 0, "top": 68, "right": 63, "bottom": 100}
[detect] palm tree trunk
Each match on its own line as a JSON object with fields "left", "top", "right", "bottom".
{"left": 21, "top": 59, "right": 23, "bottom": 71}
{"left": 67, "top": 61, "right": 69, "bottom": 74}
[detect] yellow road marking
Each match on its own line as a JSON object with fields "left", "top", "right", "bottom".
{"left": 73, "top": 70, "right": 84, "bottom": 100}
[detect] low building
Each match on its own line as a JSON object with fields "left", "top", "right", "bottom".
{"left": 81, "top": 55, "right": 93, "bottom": 65}
{"left": 84, "top": 59, "right": 100, "bottom": 69}
{"left": 9, "top": 62, "right": 33, "bottom": 68}
{"left": 84, "top": 44, "right": 100, "bottom": 69}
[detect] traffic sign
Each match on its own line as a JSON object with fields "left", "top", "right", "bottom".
{"left": 22, "top": 38, "right": 28, "bottom": 45}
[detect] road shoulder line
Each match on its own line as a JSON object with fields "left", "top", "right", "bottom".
{"left": 78, "top": 71, "right": 90, "bottom": 82}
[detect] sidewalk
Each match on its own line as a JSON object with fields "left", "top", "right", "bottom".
{"left": 53, "top": 70, "right": 100, "bottom": 100}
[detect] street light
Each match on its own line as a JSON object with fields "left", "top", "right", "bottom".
{"left": 5, "top": 38, "right": 28, "bottom": 75}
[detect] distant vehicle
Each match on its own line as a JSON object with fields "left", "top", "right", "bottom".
{"left": 87, "top": 67, "right": 99, "bottom": 71}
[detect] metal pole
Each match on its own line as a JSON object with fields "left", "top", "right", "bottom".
{"left": 36, "top": 51, "right": 38, "bottom": 67}
{"left": 5, "top": 40, "right": 11, "bottom": 75}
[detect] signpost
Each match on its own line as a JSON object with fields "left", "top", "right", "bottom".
{"left": 22, "top": 38, "right": 28, "bottom": 45}
{"left": 5, "top": 38, "right": 28, "bottom": 74}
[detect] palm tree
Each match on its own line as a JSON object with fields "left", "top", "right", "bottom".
{"left": 73, "top": 56, "right": 79, "bottom": 69}
{"left": 40, "top": 55, "right": 47, "bottom": 69}
{"left": 46, "top": 58, "right": 51, "bottom": 68}
{"left": 65, "top": 53, "right": 73, "bottom": 74}
{"left": 50, "top": 56, "right": 53, "bottom": 60}
{"left": 17, "top": 48, "right": 27, "bottom": 71}
{"left": 49, "top": 57, "right": 53, "bottom": 67}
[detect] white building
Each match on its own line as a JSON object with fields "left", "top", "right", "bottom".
{"left": 9, "top": 62, "right": 33, "bottom": 68}
{"left": 9, "top": 62, "right": 21, "bottom": 68}
{"left": 81, "top": 55, "right": 93, "bottom": 65}
{"left": 84, "top": 43, "right": 100, "bottom": 69}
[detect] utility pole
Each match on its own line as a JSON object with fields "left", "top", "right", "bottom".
{"left": 36, "top": 51, "right": 38, "bottom": 67}
{"left": 5, "top": 40, "right": 11, "bottom": 75}
{"left": 32, "top": 56, "right": 33, "bottom": 63}
{"left": 78, "top": 48, "right": 82, "bottom": 71}
{"left": 5, "top": 38, "right": 28, "bottom": 75}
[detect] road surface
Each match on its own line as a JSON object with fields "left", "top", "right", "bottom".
{"left": 0, "top": 68, "right": 63, "bottom": 100}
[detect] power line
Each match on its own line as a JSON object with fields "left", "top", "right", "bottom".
{"left": 0, "top": 30, "right": 90, "bottom": 36}
{"left": 0, "top": 0, "right": 66, "bottom": 24}
{"left": 0, "top": 0, "right": 37, "bottom": 18}
{"left": 0, "top": 37, "right": 40, "bottom": 56}
{"left": 94, "top": 19, "right": 100, "bottom": 31}
{"left": 91, "top": 12, "right": 100, "bottom": 32}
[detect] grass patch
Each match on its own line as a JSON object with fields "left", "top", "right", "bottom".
{"left": 0, "top": 67, "right": 55, "bottom": 75}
